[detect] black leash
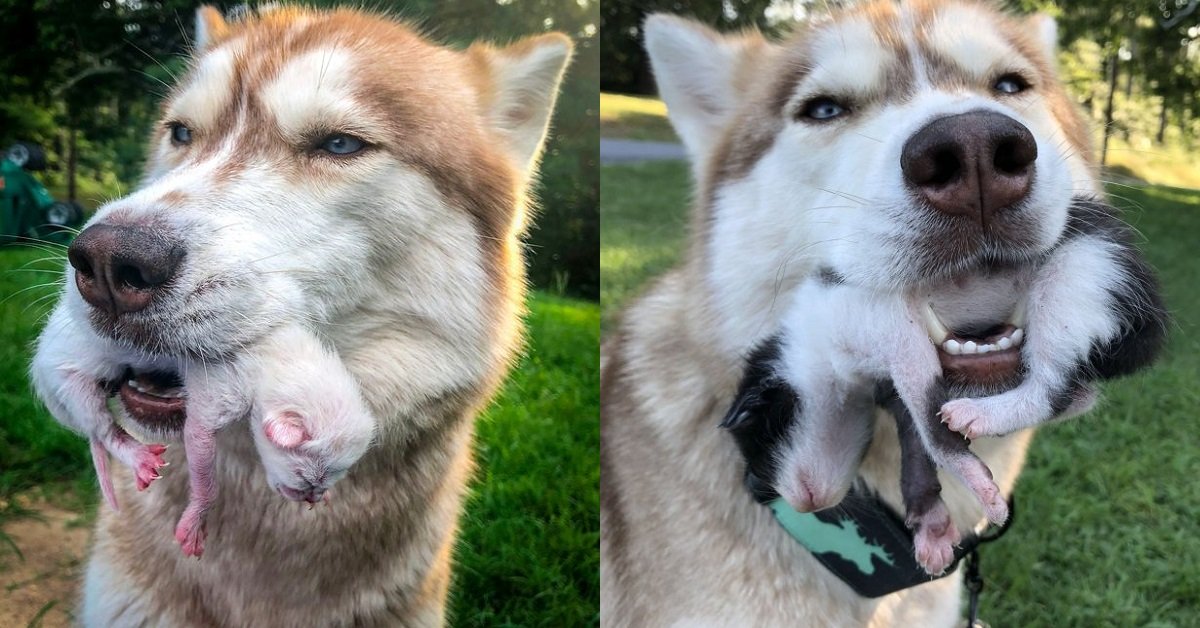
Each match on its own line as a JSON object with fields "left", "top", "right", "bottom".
{"left": 958, "top": 496, "right": 1016, "bottom": 628}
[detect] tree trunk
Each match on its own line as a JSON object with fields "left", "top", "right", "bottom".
{"left": 1157, "top": 97, "right": 1168, "bottom": 145}
{"left": 1101, "top": 53, "right": 1118, "bottom": 166}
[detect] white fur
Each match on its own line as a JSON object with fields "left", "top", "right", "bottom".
{"left": 484, "top": 38, "right": 574, "bottom": 172}
{"left": 941, "top": 237, "right": 1125, "bottom": 436}
{"left": 260, "top": 48, "right": 362, "bottom": 142}
{"left": 643, "top": 14, "right": 761, "bottom": 170}
{"left": 169, "top": 45, "right": 238, "bottom": 130}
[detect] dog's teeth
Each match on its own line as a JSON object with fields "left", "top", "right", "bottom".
{"left": 943, "top": 339, "right": 962, "bottom": 355}
{"left": 1012, "top": 328, "right": 1024, "bottom": 345}
{"left": 998, "top": 337, "right": 1012, "bottom": 350}
{"left": 962, "top": 341, "right": 978, "bottom": 354}
{"left": 922, "top": 302, "right": 951, "bottom": 344}
{"left": 977, "top": 343, "right": 995, "bottom": 354}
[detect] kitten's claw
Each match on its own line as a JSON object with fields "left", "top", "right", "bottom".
{"left": 133, "top": 444, "right": 168, "bottom": 491}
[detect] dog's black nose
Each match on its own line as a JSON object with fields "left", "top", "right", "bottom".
{"left": 68, "top": 223, "right": 185, "bottom": 316}
{"left": 901, "top": 110, "right": 1037, "bottom": 225}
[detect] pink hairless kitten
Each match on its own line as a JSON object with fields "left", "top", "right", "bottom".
{"left": 31, "top": 301, "right": 173, "bottom": 511}
{"left": 174, "top": 322, "right": 376, "bottom": 557}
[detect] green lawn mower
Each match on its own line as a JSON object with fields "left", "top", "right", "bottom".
{"left": 0, "top": 142, "right": 85, "bottom": 244}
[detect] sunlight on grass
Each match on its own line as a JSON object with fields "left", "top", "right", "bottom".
{"left": 1105, "top": 138, "right": 1200, "bottom": 190}
{"left": 600, "top": 92, "right": 677, "bottom": 142}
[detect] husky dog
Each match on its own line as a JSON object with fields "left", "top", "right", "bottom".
{"left": 722, "top": 198, "right": 1166, "bottom": 576}
{"left": 175, "top": 322, "right": 376, "bottom": 558}
{"left": 601, "top": 1, "right": 1140, "bottom": 624}
{"left": 30, "top": 5, "right": 570, "bottom": 625}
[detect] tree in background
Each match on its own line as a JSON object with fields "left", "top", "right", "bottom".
{"left": 600, "top": 0, "right": 774, "bottom": 94}
{"left": 0, "top": 0, "right": 598, "bottom": 300}
{"left": 602, "top": 0, "right": 1200, "bottom": 166}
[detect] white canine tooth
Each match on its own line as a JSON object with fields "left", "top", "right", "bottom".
{"left": 1012, "top": 328, "right": 1024, "bottom": 345}
{"left": 998, "top": 337, "right": 1013, "bottom": 350}
{"left": 962, "top": 341, "right": 978, "bottom": 354}
{"left": 978, "top": 343, "right": 995, "bottom": 354}
{"left": 944, "top": 339, "right": 962, "bottom": 355}
{"left": 921, "top": 302, "right": 951, "bottom": 343}
{"left": 1010, "top": 297, "right": 1029, "bottom": 328}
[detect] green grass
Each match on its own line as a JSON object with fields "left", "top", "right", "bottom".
{"left": 600, "top": 92, "right": 678, "bottom": 142}
{"left": 601, "top": 162, "right": 1200, "bottom": 625}
{"left": 0, "top": 245, "right": 599, "bottom": 626}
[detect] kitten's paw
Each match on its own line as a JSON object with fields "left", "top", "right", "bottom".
{"left": 263, "top": 411, "right": 311, "bottom": 450}
{"left": 912, "top": 505, "right": 960, "bottom": 576}
{"left": 133, "top": 443, "right": 168, "bottom": 491}
{"left": 940, "top": 398, "right": 995, "bottom": 440}
{"left": 174, "top": 511, "right": 207, "bottom": 558}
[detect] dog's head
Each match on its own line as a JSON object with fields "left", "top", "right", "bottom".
{"left": 59, "top": 6, "right": 570, "bottom": 430}
{"left": 645, "top": 0, "right": 1096, "bottom": 352}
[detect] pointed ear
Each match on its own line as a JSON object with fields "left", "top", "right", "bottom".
{"left": 1027, "top": 14, "right": 1059, "bottom": 63}
{"left": 195, "top": 6, "right": 230, "bottom": 50}
{"left": 470, "top": 34, "right": 573, "bottom": 173}
{"left": 643, "top": 15, "right": 768, "bottom": 162}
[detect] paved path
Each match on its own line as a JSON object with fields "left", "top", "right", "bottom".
{"left": 600, "top": 138, "right": 687, "bottom": 164}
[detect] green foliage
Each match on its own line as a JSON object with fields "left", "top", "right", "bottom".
{"left": 601, "top": 160, "right": 1200, "bottom": 625}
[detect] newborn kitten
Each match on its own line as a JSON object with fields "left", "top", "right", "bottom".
{"left": 174, "top": 322, "right": 376, "bottom": 557}
{"left": 723, "top": 199, "right": 1166, "bottom": 575}
{"left": 31, "top": 302, "right": 172, "bottom": 511}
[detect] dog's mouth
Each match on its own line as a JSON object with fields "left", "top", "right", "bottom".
{"left": 920, "top": 299, "right": 1026, "bottom": 385}
{"left": 116, "top": 367, "right": 187, "bottom": 430}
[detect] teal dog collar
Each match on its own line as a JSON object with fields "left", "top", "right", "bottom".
{"left": 767, "top": 485, "right": 1011, "bottom": 598}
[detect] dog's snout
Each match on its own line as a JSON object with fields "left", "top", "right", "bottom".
{"left": 68, "top": 223, "right": 185, "bottom": 316}
{"left": 901, "top": 110, "right": 1037, "bottom": 224}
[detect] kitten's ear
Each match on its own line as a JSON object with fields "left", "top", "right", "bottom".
{"left": 643, "top": 14, "right": 769, "bottom": 163}
{"left": 469, "top": 34, "right": 574, "bottom": 173}
{"left": 195, "top": 6, "right": 229, "bottom": 50}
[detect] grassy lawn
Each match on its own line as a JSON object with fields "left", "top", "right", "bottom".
{"left": 602, "top": 161, "right": 1200, "bottom": 625}
{"left": 0, "top": 245, "right": 599, "bottom": 627}
{"left": 600, "top": 92, "right": 678, "bottom": 142}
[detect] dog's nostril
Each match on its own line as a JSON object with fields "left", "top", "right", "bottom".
{"left": 67, "top": 249, "right": 95, "bottom": 279}
{"left": 115, "top": 263, "right": 152, "bottom": 290}
{"left": 994, "top": 138, "right": 1036, "bottom": 175}
{"left": 929, "top": 149, "right": 961, "bottom": 186}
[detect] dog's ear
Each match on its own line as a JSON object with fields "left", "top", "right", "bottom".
{"left": 1027, "top": 14, "right": 1059, "bottom": 63}
{"left": 195, "top": 6, "right": 229, "bottom": 50}
{"left": 643, "top": 15, "right": 768, "bottom": 164}
{"left": 469, "top": 34, "right": 574, "bottom": 174}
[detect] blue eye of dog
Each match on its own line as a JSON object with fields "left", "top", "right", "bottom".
{"left": 801, "top": 98, "right": 848, "bottom": 121}
{"left": 169, "top": 123, "right": 192, "bottom": 146}
{"left": 993, "top": 74, "right": 1029, "bottom": 94}
{"left": 319, "top": 134, "right": 366, "bottom": 156}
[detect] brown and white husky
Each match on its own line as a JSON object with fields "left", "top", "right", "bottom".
{"left": 30, "top": 5, "right": 571, "bottom": 626}
{"left": 601, "top": 1, "right": 1115, "bottom": 625}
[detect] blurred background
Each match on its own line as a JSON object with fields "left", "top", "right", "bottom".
{"left": 0, "top": 0, "right": 598, "bottom": 300}
{"left": 600, "top": 1, "right": 1200, "bottom": 625}
{"left": 0, "top": 1, "right": 598, "bottom": 626}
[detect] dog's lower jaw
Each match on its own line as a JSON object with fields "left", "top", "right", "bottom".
{"left": 82, "top": 408, "right": 476, "bottom": 627}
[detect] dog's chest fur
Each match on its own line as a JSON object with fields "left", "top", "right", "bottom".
{"left": 601, "top": 270, "right": 1038, "bottom": 625}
